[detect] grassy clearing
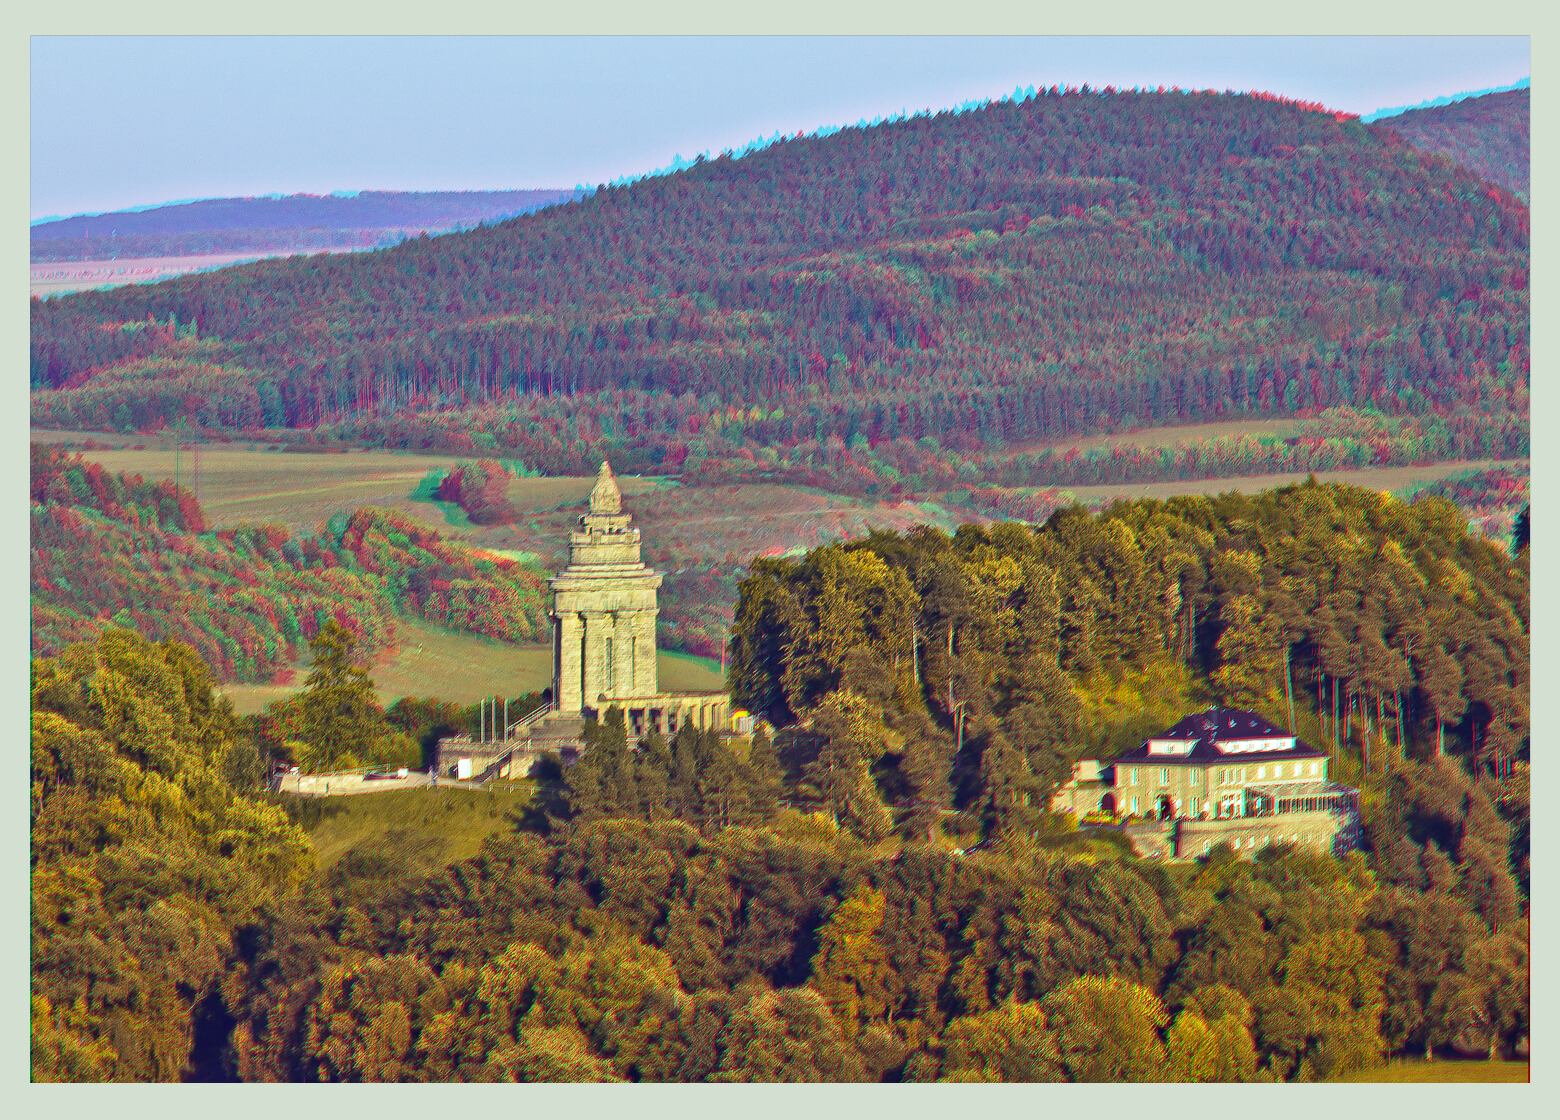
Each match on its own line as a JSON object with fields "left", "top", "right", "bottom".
{"left": 1009, "top": 418, "right": 1302, "bottom": 457}
{"left": 1055, "top": 459, "right": 1527, "bottom": 506}
{"left": 367, "top": 617, "right": 554, "bottom": 703}
{"left": 293, "top": 785, "right": 534, "bottom": 875}
{"left": 473, "top": 478, "right": 966, "bottom": 576}
{"left": 1329, "top": 1059, "right": 1528, "bottom": 1083}
{"left": 47, "top": 438, "right": 662, "bottom": 537}
{"left": 626, "top": 483, "right": 965, "bottom": 565}
{"left": 655, "top": 648, "right": 727, "bottom": 693}
{"left": 219, "top": 617, "right": 726, "bottom": 714}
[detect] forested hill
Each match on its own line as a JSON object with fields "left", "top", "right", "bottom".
{"left": 32, "top": 87, "right": 1527, "bottom": 485}
{"left": 1374, "top": 89, "right": 1529, "bottom": 199}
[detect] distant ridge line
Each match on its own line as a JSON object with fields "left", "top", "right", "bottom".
{"left": 31, "top": 188, "right": 580, "bottom": 237}
{"left": 1362, "top": 77, "right": 1529, "bottom": 123}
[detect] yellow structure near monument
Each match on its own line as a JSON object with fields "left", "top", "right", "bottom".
{"left": 437, "top": 462, "right": 729, "bottom": 779}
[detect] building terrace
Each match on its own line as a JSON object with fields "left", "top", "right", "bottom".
{"left": 1052, "top": 706, "right": 1360, "bottom": 860}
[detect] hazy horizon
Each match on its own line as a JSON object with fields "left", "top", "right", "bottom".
{"left": 32, "top": 35, "right": 1529, "bottom": 222}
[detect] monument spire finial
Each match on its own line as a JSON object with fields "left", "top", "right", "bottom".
{"left": 589, "top": 459, "right": 622, "bottom": 515}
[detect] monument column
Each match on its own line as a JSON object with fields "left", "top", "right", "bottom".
{"left": 581, "top": 611, "right": 607, "bottom": 708}
{"left": 556, "top": 612, "right": 583, "bottom": 713}
{"left": 614, "top": 611, "right": 637, "bottom": 699}
{"left": 634, "top": 609, "right": 658, "bottom": 695}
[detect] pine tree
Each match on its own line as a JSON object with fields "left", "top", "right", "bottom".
{"left": 1420, "top": 643, "right": 1467, "bottom": 758}
{"left": 669, "top": 721, "right": 706, "bottom": 820}
{"left": 296, "top": 620, "right": 385, "bottom": 770}
{"left": 741, "top": 723, "right": 784, "bottom": 821}
{"left": 698, "top": 739, "right": 749, "bottom": 832}
{"left": 571, "top": 706, "right": 634, "bottom": 819}
{"left": 635, "top": 729, "right": 673, "bottom": 819}
{"left": 899, "top": 732, "right": 953, "bottom": 842}
{"left": 980, "top": 730, "right": 1042, "bottom": 840}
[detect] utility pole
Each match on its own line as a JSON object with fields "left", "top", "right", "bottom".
{"left": 1400, "top": 637, "right": 1413, "bottom": 762}
{"left": 1283, "top": 643, "right": 1295, "bottom": 733}
{"left": 947, "top": 620, "right": 955, "bottom": 715}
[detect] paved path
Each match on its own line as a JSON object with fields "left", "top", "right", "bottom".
{"left": 274, "top": 771, "right": 500, "bottom": 797}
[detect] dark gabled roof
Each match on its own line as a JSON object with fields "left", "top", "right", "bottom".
{"left": 1161, "top": 708, "right": 1288, "bottom": 739}
{"left": 1111, "top": 707, "right": 1325, "bottom": 766}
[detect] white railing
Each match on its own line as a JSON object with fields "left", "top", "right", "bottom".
{"left": 506, "top": 701, "right": 554, "bottom": 740}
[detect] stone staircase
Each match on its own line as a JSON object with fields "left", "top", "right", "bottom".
{"left": 516, "top": 711, "right": 587, "bottom": 754}
{"left": 472, "top": 710, "right": 587, "bottom": 782}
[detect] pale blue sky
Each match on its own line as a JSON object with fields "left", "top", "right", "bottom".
{"left": 30, "top": 36, "right": 1530, "bottom": 221}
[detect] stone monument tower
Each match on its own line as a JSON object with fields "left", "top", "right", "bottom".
{"left": 549, "top": 461, "right": 662, "bottom": 715}
{"left": 435, "top": 461, "right": 731, "bottom": 778}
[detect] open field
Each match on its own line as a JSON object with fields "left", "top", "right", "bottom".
{"left": 49, "top": 437, "right": 662, "bottom": 537}
{"left": 657, "top": 649, "right": 729, "bottom": 692}
{"left": 30, "top": 249, "right": 362, "bottom": 298}
{"left": 48, "top": 433, "right": 1519, "bottom": 557}
{"left": 219, "top": 617, "right": 725, "bottom": 714}
{"left": 1011, "top": 418, "right": 1302, "bottom": 457}
{"left": 509, "top": 481, "right": 969, "bottom": 570}
{"left": 291, "top": 784, "right": 535, "bottom": 875}
{"left": 1329, "top": 1059, "right": 1528, "bottom": 1083}
{"left": 1053, "top": 459, "right": 1527, "bottom": 506}
{"left": 47, "top": 433, "right": 963, "bottom": 566}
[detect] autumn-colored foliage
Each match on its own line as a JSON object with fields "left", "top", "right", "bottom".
{"left": 30, "top": 445, "right": 549, "bottom": 680}
{"left": 434, "top": 459, "right": 520, "bottom": 524}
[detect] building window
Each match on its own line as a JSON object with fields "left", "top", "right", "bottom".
{"left": 1309, "top": 762, "right": 1318, "bottom": 776}
{"left": 1190, "top": 770, "right": 1199, "bottom": 787}
{"left": 1159, "top": 768, "right": 1168, "bottom": 785}
{"left": 1130, "top": 796, "right": 1139, "bottom": 814}
{"left": 1129, "top": 768, "right": 1139, "bottom": 785}
{"left": 1256, "top": 766, "right": 1265, "bottom": 779}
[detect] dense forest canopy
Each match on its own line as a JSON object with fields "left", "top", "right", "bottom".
{"left": 730, "top": 481, "right": 1528, "bottom": 797}
{"left": 31, "top": 480, "right": 1530, "bottom": 1082}
{"left": 31, "top": 87, "right": 1527, "bottom": 495}
{"left": 32, "top": 608, "right": 1529, "bottom": 1081}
